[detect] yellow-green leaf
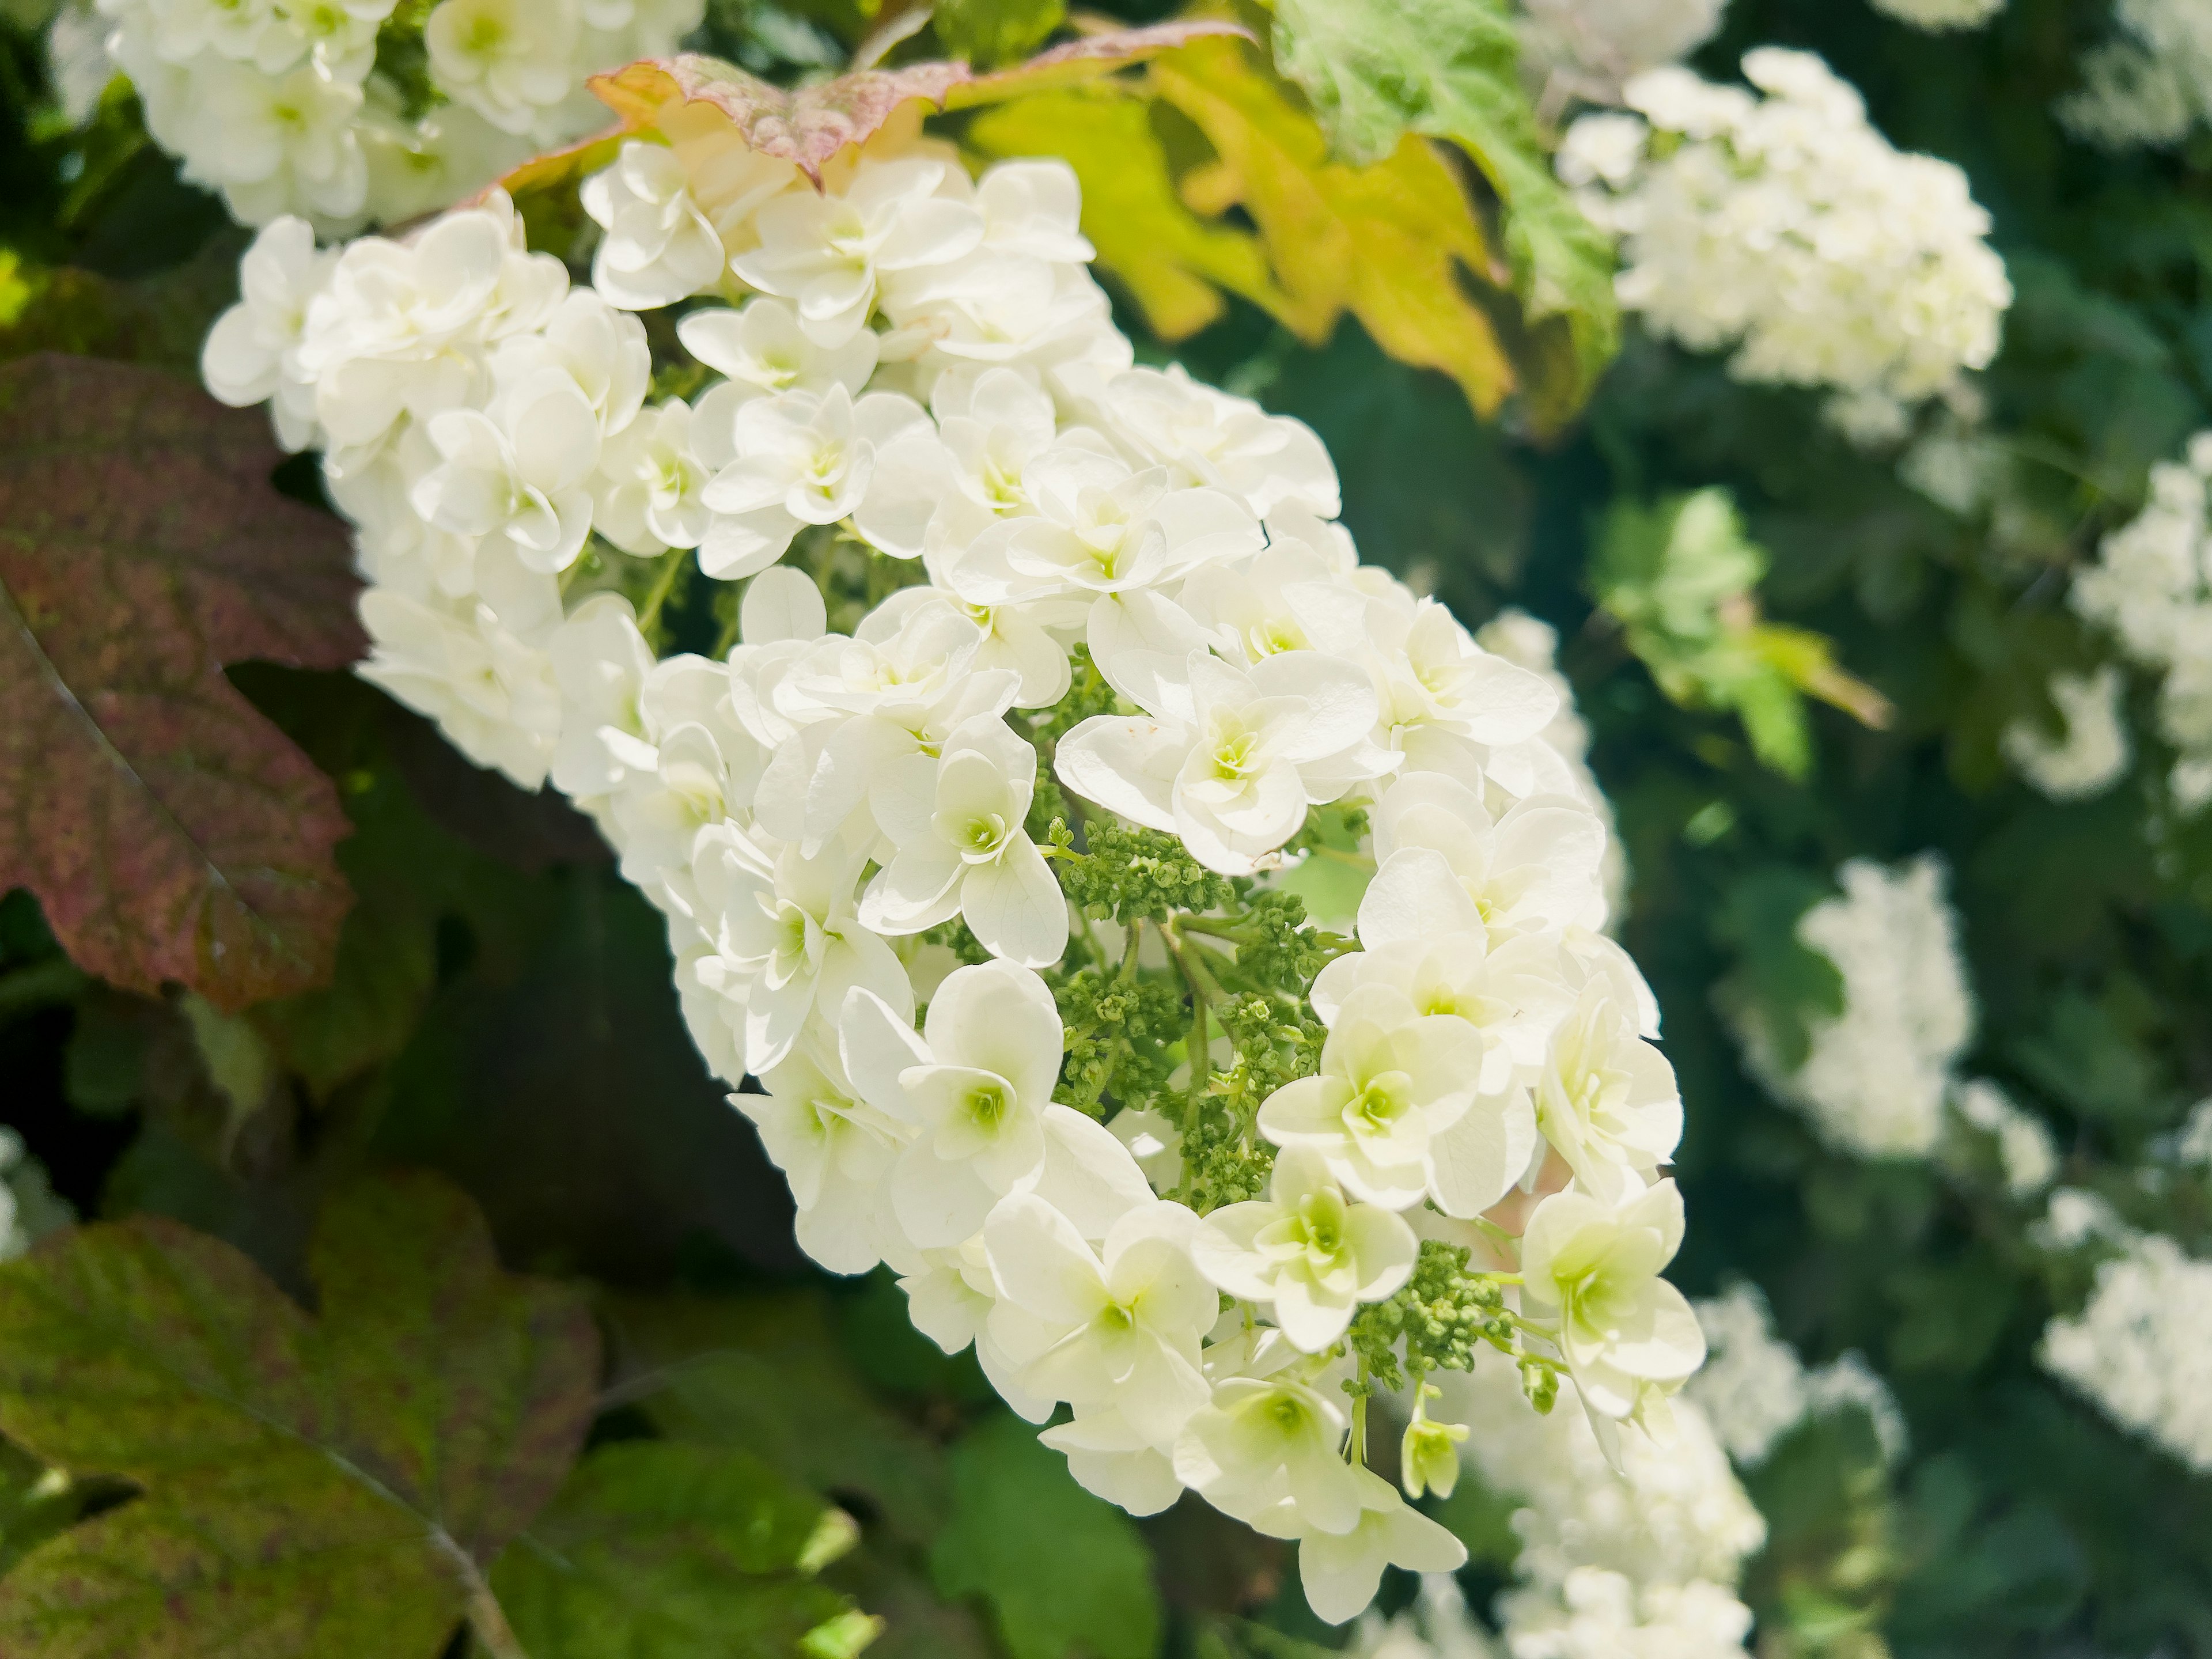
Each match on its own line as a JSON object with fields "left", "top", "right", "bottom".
{"left": 967, "top": 85, "right": 1294, "bottom": 340}
{"left": 1148, "top": 33, "right": 1516, "bottom": 418}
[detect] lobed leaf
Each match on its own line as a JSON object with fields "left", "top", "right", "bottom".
{"left": 1146, "top": 35, "right": 1517, "bottom": 418}
{"left": 0, "top": 354, "right": 359, "bottom": 1011}
{"left": 1268, "top": 0, "right": 1620, "bottom": 426}
{"left": 0, "top": 1171, "right": 599, "bottom": 1658}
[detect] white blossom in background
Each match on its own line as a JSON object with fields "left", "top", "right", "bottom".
{"left": 90, "top": 0, "right": 703, "bottom": 229}
{"left": 1949, "top": 1079, "right": 2058, "bottom": 1198}
{"left": 2070, "top": 432, "right": 2212, "bottom": 812}
{"left": 1730, "top": 855, "right": 1974, "bottom": 1161}
{"left": 1558, "top": 50, "right": 2012, "bottom": 435}
{"left": 2172, "top": 1099, "right": 2212, "bottom": 1168}
{"left": 2001, "top": 665, "right": 2131, "bottom": 802}
{"left": 1518, "top": 0, "right": 1728, "bottom": 110}
{"left": 1688, "top": 1283, "right": 1907, "bottom": 1468}
{"left": 2059, "top": 0, "right": 2212, "bottom": 151}
{"left": 2041, "top": 1231, "right": 2212, "bottom": 1473}
{"left": 199, "top": 116, "right": 1705, "bottom": 1626}
{"left": 1867, "top": 0, "right": 2004, "bottom": 32}
{"left": 1436, "top": 1346, "right": 1764, "bottom": 1659}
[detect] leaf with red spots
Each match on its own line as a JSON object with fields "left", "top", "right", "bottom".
{"left": 0, "top": 353, "right": 361, "bottom": 1012}
{"left": 0, "top": 1172, "right": 599, "bottom": 1658}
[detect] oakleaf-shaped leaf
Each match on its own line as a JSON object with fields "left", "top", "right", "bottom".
{"left": 0, "top": 1171, "right": 599, "bottom": 1658}
{"left": 1267, "top": 0, "right": 1620, "bottom": 425}
{"left": 968, "top": 86, "right": 1296, "bottom": 340}
{"left": 493, "top": 1441, "right": 879, "bottom": 1659}
{"left": 505, "top": 20, "right": 1247, "bottom": 199}
{"left": 0, "top": 354, "right": 360, "bottom": 1012}
{"left": 1146, "top": 35, "right": 1516, "bottom": 416}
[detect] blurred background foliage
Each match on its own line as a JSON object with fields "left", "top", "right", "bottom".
{"left": 0, "top": 0, "right": 2209, "bottom": 1654}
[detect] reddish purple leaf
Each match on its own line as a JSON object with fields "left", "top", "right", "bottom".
{"left": 0, "top": 353, "right": 362, "bottom": 1011}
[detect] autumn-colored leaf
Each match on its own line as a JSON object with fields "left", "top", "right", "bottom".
{"left": 0, "top": 353, "right": 359, "bottom": 1012}
{"left": 0, "top": 1171, "right": 599, "bottom": 1658}
{"left": 1146, "top": 35, "right": 1517, "bottom": 418}
{"left": 499, "top": 19, "right": 1248, "bottom": 199}
{"left": 967, "top": 86, "right": 1295, "bottom": 340}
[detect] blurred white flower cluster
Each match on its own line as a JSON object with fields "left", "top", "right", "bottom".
{"left": 1687, "top": 1283, "right": 1904, "bottom": 1468}
{"left": 2001, "top": 665, "right": 2131, "bottom": 803}
{"left": 2070, "top": 431, "right": 2212, "bottom": 812}
{"left": 1422, "top": 1347, "right": 1765, "bottom": 1659}
{"left": 2041, "top": 1226, "right": 2212, "bottom": 1473}
{"left": 92, "top": 0, "right": 701, "bottom": 228}
{"left": 1866, "top": 0, "right": 2004, "bottom": 33}
{"left": 1731, "top": 855, "right": 1974, "bottom": 1161}
{"left": 1557, "top": 49, "right": 2011, "bottom": 438}
{"left": 1516, "top": 0, "right": 1728, "bottom": 109}
{"left": 202, "top": 113, "right": 1702, "bottom": 1625}
{"left": 2059, "top": 0, "right": 2212, "bottom": 151}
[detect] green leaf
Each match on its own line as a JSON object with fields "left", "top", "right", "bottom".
{"left": 0, "top": 1171, "right": 598, "bottom": 1658}
{"left": 1268, "top": 0, "right": 1619, "bottom": 425}
{"left": 618, "top": 1293, "right": 950, "bottom": 1547}
{"left": 931, "top": 0, "right": 1065, "bottom": 70}
{"left": 966, "top": 86, "right": 1294, "bottom": 342}
{"left": 0, "top": 353, "right": 361, "bottom": 1011}
{"left": 928, "top": 1412, "right": 1161, "bottom": 1659}
{"left": 493, "top": 1441, "right": 880, "bottom": 1659}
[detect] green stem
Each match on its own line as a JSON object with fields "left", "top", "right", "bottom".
{"left": 635, "top": 547, "right": 688, "bottom": 643}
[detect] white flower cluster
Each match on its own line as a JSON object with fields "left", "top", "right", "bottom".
{"left": 1517, "top": 0, "right": 1728, "bottom": 109}
{"left": 1731, "top": 855, "right": 1974, "bottom": 1161}
{"left": 203, "top": 118, "right": 1701, "bottom": 1624}
{"left": 2059, "top": 0, "right": 2212, "bottom": 151}
{"left": 95, "top": 0, "right": 701, "bottom": 228}
{"left": 1866, "top": 0, "right": 2005, "bottom": 33}
{"left": 1558, "top": 50, "right": 2012, "bottom": 428}
{"left": 1687, "top": 1283, "right": 1904, "bottom": 1468}
{"left": 2041, "top": 1229, "right": 2212, "bottom": 1474}
{"left": 2070, "top": 432, "right": 2212, "bottom": 812}
{"left": 2001, "top": 665, "right": 2131, "bottom": 803}
{"left": 1432, "top": 1349, "right": 1765, "bottom": 1659}
{"left": 1949, "top": 1078, "right": 2058, "bottom": 1198}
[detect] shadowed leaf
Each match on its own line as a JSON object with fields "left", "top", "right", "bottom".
{"left": 0, "top": 1171, "right": 598, "bottom": 1658}
{"left": 493, "top": 1441, "right": 878, "bottom": 1659}
{"left": 0, "top": 353, "right": 360, "bottom": 1012}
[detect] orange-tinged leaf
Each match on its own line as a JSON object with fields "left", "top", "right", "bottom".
{"left": 967, "top": 86, "right": 1297, "bottom": 340}
{"left": 0, "top": 354, "right": 359, "bottom": 1012}
{"left": 497, "top": 19, "right": 1250, "bottom": 200}
{"left": 1147, "top": 35, "right": 1515, "bottom": 416}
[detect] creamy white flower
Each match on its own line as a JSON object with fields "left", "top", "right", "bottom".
{"left": 1949, "top": 1078, "right": 2058, "bottom": 1197}
{"left": 1294, "top": 1467, "right": 1468, "bottom": 1627}
{"left": 1366, "top": 600, "right": 1563, "bottom": 787}
{"left": 1040, "top": 1406, "right": 1184, "bottom": 1516}
{"left": 183, "top": 56, "right": 368, "bottom": 224}
{"left": 1533, "top": 985, "right": 1683, "bottom": 1203}
{"left": 547, "top": 592, "right": 658, "bottom": 801}
{"left": 423, "top": 0, "right": 579, "bottom": 137}
{"left": 2061, "top": 0, "right": 2212, "bottom": 150}
{"left": 1097, "top": 364, "right": 1340, "bottom": 521}
{"left": 411, "top": 366, "right": 601, "bottom": 573}
{"left": 1686, "top": 1282, "right": 1907, "bottom": 1469}
{"left": 1365, "top": 771, "right": 1611, "bottom": 942}
{"left": 1869, "top": 0, "right": 2005, "bottom": 31}
{"left": 1521, "top": 1179, "right": 1706, "bottom": 1431}
{"left": 688, "top": 820, "right": 912, "bottom": 1074}
{"left": 583, "top": 139, "right": 729, "bottom": 310}
{"left": 2002, "top": 665, "right": 2131, "bottom": 801}
{"left": 730, "top": 155, "right": 984, "bottom": 347}
{"left": 1056, "top": 646, "right": 1377, "bottom": 876}
{"left": 201, "top": 214, "right": 335, "bottom": 449}
{"left": 1312, "top": 928, "right": 1575, "bottom": 1096}
{"left": 592, "top": 398, "right": 711, "bottom": 555}
{"left": 739, "top": 1036, "right": 912, "bottom": 1275}
{"left": 679, "top": 297, "right": 880, "bottom": 407}
{"left": 839, "top": 960, "right": 1149, "bottom": 1249}
{"left": 1257, "top": 984, "right": 1536, "bottom": 1217}
{"left": 1192, "top": 1147, "right": 1416, "bottom": 1352}
{"left": 696, "top": 384, "right": 928, "bottom": 578}
{"left": 985, "top": 1194, "right": 1214, "bottom": 1442}
{"left": 859, "top": 713, "right": 1068, "bottom": 969}
{"left": 853, "top": 366, "right": 1066, "bottom": 560}
{"left": 2041, "top": 1230, "right": 2212, "bottom": 1473}
{"left": 1173, "top": 1371, "right": 1363, "bottom": 1533}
